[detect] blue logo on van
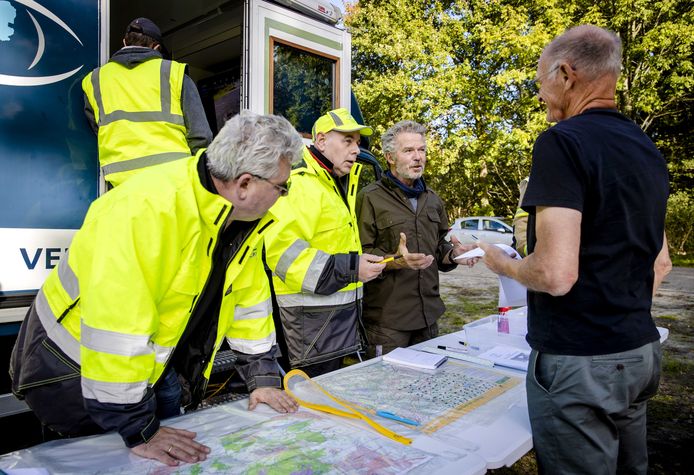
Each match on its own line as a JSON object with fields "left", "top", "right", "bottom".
{"left": 0, "top": 0, "right": 84, "bottom": 86}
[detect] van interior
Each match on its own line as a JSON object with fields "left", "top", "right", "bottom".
{"left": 111, "top": 0, "right": 244, "bottom": 135}
{"left": 110, "top": 0, "right": 335, "bottom": 136}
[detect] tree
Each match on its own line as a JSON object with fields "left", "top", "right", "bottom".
{"left": 346, "top": 0, "right": 693, "bottom": 223}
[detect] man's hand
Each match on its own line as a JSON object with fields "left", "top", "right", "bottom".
{"left": 359, "top": 253, "right": 387, "bottom": 282}
{"left": 448, "top": 236, "right": 479, "bottom": 267}
{"left": 393, "top": 232, "right": 434, "bottom": 270}
{"left": 248, "top": 387, "right": 299, "bottom": 413}
{"left": 478, "top": 241, "right": 514, "bottom": 276}
{"left": 131, "top": 426, "right": 210, "bottom": 467}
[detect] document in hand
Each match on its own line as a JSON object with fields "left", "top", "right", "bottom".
{"left": 382, "top": 347, "right": 447, "bottom": 370}
{"left": 454, "top": 244, "right": 527, "bottom": 307}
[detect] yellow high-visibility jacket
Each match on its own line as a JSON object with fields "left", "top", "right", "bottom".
{"left": 264, "top": 147, "right": 363, "bottom": 367}
{"left": 10, "top": 152, "right": 279, "bottom": 446}
{"left": 82, "top": 57, "right": 190, "bottom": 187}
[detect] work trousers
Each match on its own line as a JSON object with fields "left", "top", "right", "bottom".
{"left": 527, "top": 340, "right": 661, "bottom": 475}
{"left": 364, "top": 321, "right": 439, "bottom": 359}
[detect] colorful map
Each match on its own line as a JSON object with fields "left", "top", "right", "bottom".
{"left": 97, "top": 412, "right": 440, "bottom": 474}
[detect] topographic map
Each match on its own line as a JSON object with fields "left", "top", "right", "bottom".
{"left": 317, "top": 360, "right": 522, "bottom": 433}
{"left": 96, "top": 411, "right": 451, "bottom": 475}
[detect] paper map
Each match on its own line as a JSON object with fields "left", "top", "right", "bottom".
{"left": 96, "top": 412, "right": 446, "bottom": 474}
{"left": 319, "top": 360, "right": 521, "bottom": 433}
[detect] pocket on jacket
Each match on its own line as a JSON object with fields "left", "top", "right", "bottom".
{"left": 425, "top": 208, "right": 441, "bottom": 223}
{"left": 375, "top": 215, "right": 407, "bottom": 252}
{"left": 302, "top": 305, "right": 358, "bottom": 358}
{"left": 14, "top": 337, "right": 80, "bottom": 395}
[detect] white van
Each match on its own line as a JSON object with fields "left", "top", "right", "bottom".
{"left": 0, "top": 0, "right": 381, "bottom": 445}
{"left": 0, "top": 0, "right": 375, "bottom": 322}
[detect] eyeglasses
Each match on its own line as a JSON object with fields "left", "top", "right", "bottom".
{"left": 528, "top": 65, "right": 561, "bottom": 95}
{"left": 251, "top": 174, "right": 290, "bottom": 197}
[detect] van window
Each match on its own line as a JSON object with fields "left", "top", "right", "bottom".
{"left": 271, "top": 39, "right": 337, "bottom": 136}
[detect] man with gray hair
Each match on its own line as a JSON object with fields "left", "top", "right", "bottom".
{"left": 10, "top": 112, "right": 302, "bottom": 466}
{"left": 356, "top": 120, "right": 475, "bottom": 358}
{"left": 480, "top": 25, "right": 671, "bottom": 474}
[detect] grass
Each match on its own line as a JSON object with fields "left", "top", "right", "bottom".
{"left": 670, "top": 255, "right": 694, "bottom": 267}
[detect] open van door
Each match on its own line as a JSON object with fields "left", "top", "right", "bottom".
{"left": 245, "top": 0, "right": 351, "bottom": 137}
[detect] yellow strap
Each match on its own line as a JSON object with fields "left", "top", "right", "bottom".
{"left": 283, "top": 369, "right": 412, "bottom": 445}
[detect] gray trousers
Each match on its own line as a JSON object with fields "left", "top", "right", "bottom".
{"left": 527, "top": 341, "right": 661, "bottom": 475}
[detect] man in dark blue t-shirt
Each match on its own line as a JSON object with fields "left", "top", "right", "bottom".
{"left": 480, "top": 25, "right": 672, "bottom": 474}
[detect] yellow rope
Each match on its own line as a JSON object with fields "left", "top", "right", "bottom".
{"left": 283, "top": 369, "right": 412, "bottom": 445}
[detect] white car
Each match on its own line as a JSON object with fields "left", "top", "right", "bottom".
{"left": 446, "top": 217, "right": 514, "bottom": 246}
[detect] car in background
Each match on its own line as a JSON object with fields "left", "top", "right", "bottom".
{"left": 446, "top": 217, "right": 514, "bottom": 246}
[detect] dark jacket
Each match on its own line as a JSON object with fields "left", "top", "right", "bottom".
{"left": 356, "top": 176, "right": 456, "bottom": 331}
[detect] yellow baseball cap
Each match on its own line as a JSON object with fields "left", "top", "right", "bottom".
{"left": 311, "top": 108, "right": 373, "bottom": 141}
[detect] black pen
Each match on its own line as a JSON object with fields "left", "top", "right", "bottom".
{"left": 437, "top": 344, "right": 468, "bottom": 354}
{"left": 459, "top": 340, "right": 480, "bottom": 350}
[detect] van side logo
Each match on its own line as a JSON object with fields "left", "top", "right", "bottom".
{"left": 0, "top": 0, "right": 83, "bottom": 86}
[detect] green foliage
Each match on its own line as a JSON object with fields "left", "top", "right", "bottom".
{"left": 346, "top": 0, "right": 693, "bottom": 220}
{"left": 666, "top": 191, "right": 694, "bottom": 257}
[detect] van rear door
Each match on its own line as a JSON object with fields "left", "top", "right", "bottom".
{"left": 246, "top": 0, "right": 351, "bottom": 137}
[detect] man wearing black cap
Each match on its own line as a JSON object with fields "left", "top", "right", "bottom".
{"left": 82, "top": 18, "right": 212, "bottom": 188}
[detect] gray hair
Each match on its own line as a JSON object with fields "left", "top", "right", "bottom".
{"left": 206, "top": 111, "right": 304, "bottom": 181}
{"left": 381, "top": 120, "right": 427, "bottom": 156}
{"left": 543, "top": 25, "right": 622, "bottom": 81}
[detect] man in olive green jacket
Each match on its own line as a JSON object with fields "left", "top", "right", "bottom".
{"left": 356, "top": 120, "right": 476, "bottom": 357}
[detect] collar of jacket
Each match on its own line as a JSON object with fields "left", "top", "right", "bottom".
{"left": 191, "top": 150, "right": 233, "bottom": 233}
{"left": 110, "top": 46, "right": 162, "bottom": 68}
{"left": 381, "top": 172, "right": 430, "bottom": 195}
{"left": 307, "top": 145, "right": 334, "bottom": 172}
{"left": 384, "top": 170, "right": 426, "bottom": 198}
{"left": 194, "top": 150, "right": 278, "bottom": 234}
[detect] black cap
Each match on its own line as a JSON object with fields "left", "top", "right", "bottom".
{"left": 125, "top": 17, "right": 163, "bottom": 44}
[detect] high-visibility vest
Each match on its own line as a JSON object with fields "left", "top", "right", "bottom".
{"left": 264, "top": 147, "right": 363, "bottom": 308}
{"left": 82, "top": 58, "right": 190, "bottom": 187}
{"left": 33, "top": 153, "right": 276, "bottom": 405}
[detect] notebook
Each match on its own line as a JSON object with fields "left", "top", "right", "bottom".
{"left": 382, "top": 347, "right": 447, "bottom": 370}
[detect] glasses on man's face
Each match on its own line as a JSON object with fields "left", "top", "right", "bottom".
{"left": 528, "top": 65, "right": 561, "bottom": 96}
{"left": 251, "top": 174, "right": 290, "bottom": 197}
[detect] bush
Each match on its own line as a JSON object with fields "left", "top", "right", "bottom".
{"left": 666, "top": 191, "right": 694, "bottom": 257}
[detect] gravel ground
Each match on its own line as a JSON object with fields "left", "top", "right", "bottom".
{"left": 437, "top": 265, "right": 694, "bottom": 474}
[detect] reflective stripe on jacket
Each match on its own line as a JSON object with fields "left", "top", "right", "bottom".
{"left": 82, "top": 57, "right": 190, "bottom": 187}
{"left": 264, "top": 147, "right": 363, "bottom": 367}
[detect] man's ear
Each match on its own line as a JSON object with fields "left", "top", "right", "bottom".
{"left": 560, "top": 62, "right": 577, "bottom": 91}
{"left": 384, "top": 152, "right": 395, "bottom": 166}
{"left": 234, "top": 173, "right": 252, "bottom": 199}
{"left": 314, "top": 132, "right": 327, "bottom": 153}
{"left": 153, "top": 43, "right": 161, "bottom": 51}
{"left": 122, "top": 38, "right": 127, "bottom": 47}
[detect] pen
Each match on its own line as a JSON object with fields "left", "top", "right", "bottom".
{"left": 375, "top": 410, "right": 420, "bottom": 426}
{"left": 437, "top": 344, "right": 468, "bottom": 354}
{"left": 379, "top": 254, "right": 403, "bottom": 264}
{"left": 470, "top": 234, "right": 479, "bottom": 241}
{"left": 459, "top": 340, "right": 479, "bottom": 350}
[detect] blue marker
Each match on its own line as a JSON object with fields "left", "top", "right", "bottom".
{"left": 376, "top": 410, "right": 420, "bottom": 426}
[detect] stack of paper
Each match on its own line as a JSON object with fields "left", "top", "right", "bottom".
{"left": 476, "top": 345, "right": 531, "bottom": 371}
{"left": 382, "top": 347, "right": 447, "bottom": 370}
